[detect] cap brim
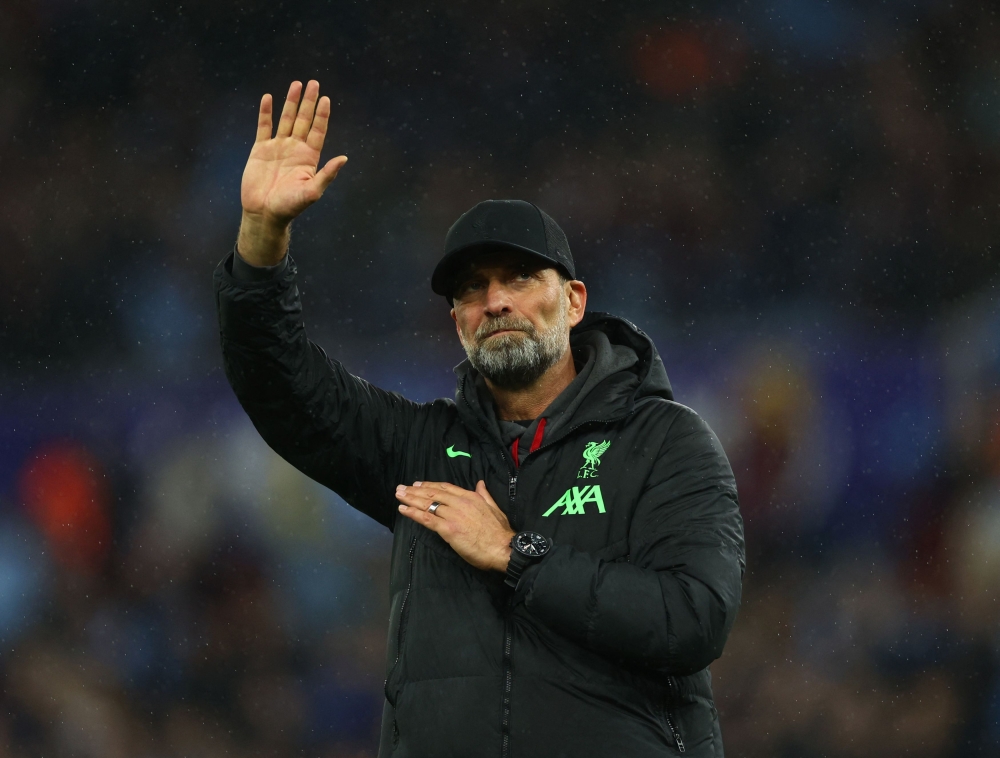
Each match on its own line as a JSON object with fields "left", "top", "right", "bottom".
{"left": 431, "top": 241, "right": 571, "bottom": 298}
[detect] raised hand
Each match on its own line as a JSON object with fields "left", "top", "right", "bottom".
{"left": 237, "top": 80, "right": 348, "bottom": 266}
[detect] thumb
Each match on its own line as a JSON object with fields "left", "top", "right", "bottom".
{"left": 476, "top": 480, "right": 499, "bottom": 508}
{"left": 479, "top": 480, "right": 511, "bottom": 529}
{"left": 313, "top": 155, "right": 348, "bottom": 193}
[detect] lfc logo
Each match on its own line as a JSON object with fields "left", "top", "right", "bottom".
{"left": 577, "top": 440, "right": 611, "bottom": 479}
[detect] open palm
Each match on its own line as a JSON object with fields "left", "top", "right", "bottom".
{"left": 241, "top": 80, "right": 347, "bottom": 225}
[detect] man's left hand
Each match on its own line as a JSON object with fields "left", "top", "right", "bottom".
{"left": 396, "top": 480, "right": 515, "bottom": 572}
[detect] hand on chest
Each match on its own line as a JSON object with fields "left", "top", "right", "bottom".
{"left": 439, "top": 432, "right": 647, "bottom": 553}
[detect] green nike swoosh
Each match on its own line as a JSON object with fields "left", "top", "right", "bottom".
{"left": 446, "top": 445, "right": 472, "bottom": 459}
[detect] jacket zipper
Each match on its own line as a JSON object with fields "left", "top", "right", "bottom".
{"left": 665, "top": 676, "right": 686, "bottom": 753}
{"left": 457, "top": 380, "right": 641, "bottom": 758}
{"left": 385, "top": 535, "right": 417, "bottom": 706}
{"left": 500, "top": 473, "right": 517, "bottom": 758}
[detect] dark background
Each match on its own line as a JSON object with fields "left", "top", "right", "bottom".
{"left": 2, "top": 1, "right": 1000, "bottom": 755}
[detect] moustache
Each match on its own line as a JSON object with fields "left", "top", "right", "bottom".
{"left": 475, "top": 317, "right": 537, "bottom": 342}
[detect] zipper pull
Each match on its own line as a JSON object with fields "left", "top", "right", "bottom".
{"left": 666, "top": 677, "right": 685, "bottom": 752}
{"left": 507, "top": 475, "right": 518, "bottom": 528}
{"left": 665, "top": 711, "right": 686, "bottom": 753}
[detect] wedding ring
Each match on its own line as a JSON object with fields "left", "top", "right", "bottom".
{"left": 428, "top": 502, "right": 441, "bottom": 514}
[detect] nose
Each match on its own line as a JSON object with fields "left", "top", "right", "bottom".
{"left": 483, "top": 279, "right": 513, "bottom": 316}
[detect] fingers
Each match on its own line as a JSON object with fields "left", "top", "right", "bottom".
{"left": 292, "top": 80, "right": 320, "bottom": 140}
{"left": 306, "top": 95, "right": 331, "bottom": 151}
{"left": 408, "top": 481, "right": 499, "bottom": 508}
{"left": 399, "top": 496, "right": 447, "bottom": 514}
{"left": 396, "top": 485, "right": 432, "bottom": 512}
{"left": 399, "top": 482, "right": 467, "bottom": 508}
{"left": 255, "top": 94, "right": 273, "bottom": 143}
{"left": 396, "top": 482, "right": 514, "bottom": 572}
{"left": 396, "top": 484, "right": 453, "bottom": 512}
{"left": 268, "top": 81, "right": 333, "bottom": 152}
{"left": 275, "top": 81, "right": 303, "bottom": 138}
{"left": 396, "top": 480, "right": 507, "bottom": 528}
{"left": 415, "top": 481, "right": 466, "bottom": 496}
{"left": 396, "top": 484, "right": 450, "bottom": 534}
{"left": 397, "top": 503, "right": 443, "bottom": 532}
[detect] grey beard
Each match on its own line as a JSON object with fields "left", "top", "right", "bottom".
{"left": 461, "top": 310, "right": 569, "bottom": 390}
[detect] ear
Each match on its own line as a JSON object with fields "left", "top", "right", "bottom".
{"left": 565, "top": 280, "right": 587, "bottom": 328}
{"left": 450, "top": 307, "right": 463, "bottom": 341}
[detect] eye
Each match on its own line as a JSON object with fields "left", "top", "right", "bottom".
{"left": 454, "top": 279, "right": 484, "bottom": 299}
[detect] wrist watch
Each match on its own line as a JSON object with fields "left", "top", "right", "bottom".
{"left": 504, "top": 531, "right": 551, "bottom": 589}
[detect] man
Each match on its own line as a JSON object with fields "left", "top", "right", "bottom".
{"left": 214, "top": 80, "right": 745, "bottom": 757}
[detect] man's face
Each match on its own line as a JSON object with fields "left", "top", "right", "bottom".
{"left": 449, "top": 251, "right": 586, "bottom": 390}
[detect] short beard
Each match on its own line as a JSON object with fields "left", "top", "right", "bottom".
{"left": 460, "top": 307, "right": 569, "bottom": 390}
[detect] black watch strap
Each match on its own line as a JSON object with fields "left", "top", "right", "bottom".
{"left": 504, "top": 548, "right": 533, "bottom": 589}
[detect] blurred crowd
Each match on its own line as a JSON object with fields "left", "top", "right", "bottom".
{"left": 2, "top": 0, "right": 1000, "bottom": 755}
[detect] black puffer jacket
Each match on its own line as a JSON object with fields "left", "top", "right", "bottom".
{"left": 214, "top": 250, "right": 745, "bottom": 758}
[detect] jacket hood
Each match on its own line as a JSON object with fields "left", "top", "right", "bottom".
{"left": 570, "top": 311, "right": 673, "bottom": 404}
{"left": 455, "top": 311, "right": 673, "bottom": 451}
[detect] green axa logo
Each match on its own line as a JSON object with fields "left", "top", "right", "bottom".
{"left": 578, "top": 440, "right": 611, "bottom": 479}
{"left": 542, "top": 485, "right": 606, "bottom": 517}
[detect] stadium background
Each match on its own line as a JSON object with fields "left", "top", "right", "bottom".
{"left": 2, "top": 1, "right": 1000, "bottom": 755}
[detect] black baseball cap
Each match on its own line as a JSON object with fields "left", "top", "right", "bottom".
{"left": 431, "top": 199, "right": 576, "bottom": 299}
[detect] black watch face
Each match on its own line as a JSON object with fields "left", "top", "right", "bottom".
{"left": 514, "top": 531, "right": 550, "bottom": 557}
